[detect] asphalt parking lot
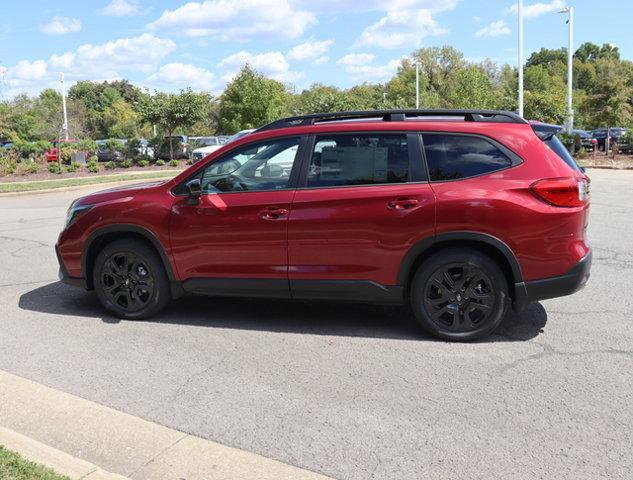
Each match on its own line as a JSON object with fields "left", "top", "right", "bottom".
{"left": 0, "top": 168, "right": 631, "bottom": 480}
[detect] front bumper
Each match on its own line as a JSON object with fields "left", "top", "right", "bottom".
{"left": 514, "top": 249, "right": 592, "bottom": 310}
{"left": 56, "top": 244, "right": 85, "bottom": 288}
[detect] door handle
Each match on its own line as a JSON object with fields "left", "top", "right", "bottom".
{"left": 259, "top": 207, "right": 289, "bottom": 220}
{"left": 387, "top": 198, "right": 419, "bottom": 210}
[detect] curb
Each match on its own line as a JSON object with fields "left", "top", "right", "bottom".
{"left": 0, "top": 370, "right": 332, "bottom": 480}
{"left": 582, "top": 165, "right": 633, "bottom": 170}
{"left": 0, "top": 426, "right": 128, "bottom": 480}
{"left": 0, "top": 176, "right": 176, "bottom": 197}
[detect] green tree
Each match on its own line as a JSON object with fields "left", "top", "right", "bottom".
{"left": 444, "top": 66, "right": 495, "bottom": 109}
{"left": 218, "top": 65, "right": 290, "bottom": 133}
{"left": 138, "top": 89, "right": 211, "bottom": 160}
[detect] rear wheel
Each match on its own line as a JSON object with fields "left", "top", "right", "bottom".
{"left": 93, "top": 239, "right": 170, "bottom": 319}
{"left": 410, "top": 248, "right": 508, "bottom": 341}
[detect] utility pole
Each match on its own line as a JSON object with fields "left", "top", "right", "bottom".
{"left": 415, "top": 62, "right": 419, "bottom": 109}
{"left": 59, "top": 72, "right": 69, "bottom": 140}
{"left": 518, "top": 0, "right": 524, "bottom": 117}
{"left": 560, "top": 6, "right": 574, "bottom": 132}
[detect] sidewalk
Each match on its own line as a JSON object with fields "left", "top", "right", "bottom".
{"left": 0, "top": 370, "right": 332, "bottom": 480}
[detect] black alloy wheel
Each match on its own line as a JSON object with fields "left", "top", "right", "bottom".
{"left": 93, "top": 239, "right": 170, "bottom": 319}
{"left": 101, "top": 252, "right": 155, "bottom": 312}
{"left": 423, "top": 263, "right": 495, "bottom": 332}
{"left": 410, "top": 248, "right": 508, "bottom": 341}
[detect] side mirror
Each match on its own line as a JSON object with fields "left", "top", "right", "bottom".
{"left": 185, "top": 178, "right": 202, "bottom": 205}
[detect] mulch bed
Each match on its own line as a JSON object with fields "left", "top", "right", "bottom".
{"left": 0, "top": 163, "right": 184, "bottom": 183}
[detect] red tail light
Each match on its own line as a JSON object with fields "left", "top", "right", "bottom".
{"left": 531, "top": 177, "right": 590, "bottom": 207}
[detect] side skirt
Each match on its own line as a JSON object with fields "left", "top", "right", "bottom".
{"left": 177, "top": 278, "right": 404, "bottom": 304}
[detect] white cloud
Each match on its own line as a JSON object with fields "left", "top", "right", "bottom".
{"left": 146, "top": 63, "right": 215, "bottom": 91}
{"left": 148, "top": 0, "right": 315, "bottom": 40}
{"left": 291, "top": 0, "right": 456, "bottom": 14}
{"left": 354, "top": 6, "right": 453, "bottom": 49}
{"left": 97, "top": 0, "right": 140, "bottom": 17}
{"left": 287, "top": 39, "right": 333, "bottom": 61}
{"left": 338, "top": 57, "right": 402, "bottom": 81}
{"left": 311, "top": 56, "right": 329, "bottom": 66}
{"left": 2, "top": 34, "right": 175, "bottom": 97}
{"left": 336, "top": 53, "right": 376, "bottom": 67}
{"left": 505, "top": 0, "right": 566, "bottom": 18}
{"left": 219, "top": 50, "right": 303, "bottom": 82}
{"left": 39, "top": 16, "right": 82, "bottom": 35}
{"left": 476, "top": 20, "right": 511, "bottom": 37}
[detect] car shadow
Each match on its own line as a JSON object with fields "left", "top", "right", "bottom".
{"left": 18, "top": 282, "right": 548, "bottom": 342}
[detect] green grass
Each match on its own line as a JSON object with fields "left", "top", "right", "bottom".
{"left": 0, "top": 446, "right": 70, "bottom": 480}
{"left": 0, "top": 170, "right": 182, "bottom": 193}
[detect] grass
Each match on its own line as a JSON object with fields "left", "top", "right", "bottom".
{"left": 0, "top": 170, "right": 181, "bottom": 194}
{"left": 0, "top": 446, "right": 70, "bottom": 480}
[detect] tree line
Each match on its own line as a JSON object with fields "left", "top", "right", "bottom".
{"left": 1, "top": 42, "right": 631, "bottom": 143}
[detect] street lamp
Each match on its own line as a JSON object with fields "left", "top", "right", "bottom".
{"left": 56, "top": 72, "right": 69, "bottom": 141}
{"left": 559, "top": 6, "right": 574, "bottom": 132}
{"left": 410, "top": 60, "right": 420, "bottom": 109}
{"left": 518, "top": 0, "right": 524, "bottom": 117}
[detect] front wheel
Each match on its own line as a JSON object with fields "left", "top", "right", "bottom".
{"left": 410, "top": 248, "right": 508, "bottom": 341}
{"left": 93, "top": 239, "right": 170, "bottom": 319}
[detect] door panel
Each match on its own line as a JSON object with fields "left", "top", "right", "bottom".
{"left": 288, "top": 183, "right": 435, "bottom": 286}
{"left": 170, "top": 191, "right": 293, "bottom": 279}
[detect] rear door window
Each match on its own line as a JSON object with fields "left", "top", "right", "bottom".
{"left": 306, "top": 133, "right": 409, "bottom": 187}
{"left": 422, "top": 134, "right": 514, "bottom": 181}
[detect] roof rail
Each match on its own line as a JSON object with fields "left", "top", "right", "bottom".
{"left": 255, "top": 109, "right": 527, "bottom": 132}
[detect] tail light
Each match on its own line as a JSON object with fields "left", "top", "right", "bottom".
{"left": 531, "top": 177, "right": 590, "bottom": 207}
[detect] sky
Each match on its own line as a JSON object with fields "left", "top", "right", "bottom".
{"left": 1, "top": 0, "right": 632, "bottom": 99}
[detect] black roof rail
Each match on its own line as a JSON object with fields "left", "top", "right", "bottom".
{"left": 255, "top": 109, "right": 527, "bottom": 132}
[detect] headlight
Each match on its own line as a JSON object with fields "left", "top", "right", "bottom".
{"left": 65, "top": 201, "right": 92, "bottom": 228}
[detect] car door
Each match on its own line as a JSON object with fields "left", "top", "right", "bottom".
{"left": 169, "top": 135, "right": 306, "bottom": 297}
{"left": 287, "top": 132, "right": 436, "bottom": 299}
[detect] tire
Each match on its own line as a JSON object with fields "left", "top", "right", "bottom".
{"left": 93, "top": 239, "right": 170, "bottom": 319}
{"left": 409, "top": 248, "right": 509, "bottom": 341}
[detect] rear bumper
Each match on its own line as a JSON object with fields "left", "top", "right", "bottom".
{"left": 514, "top": 249, "right": 592, "bottom": 310}
{"left": 56, "top": 244, "right": 86, "bottom": 288}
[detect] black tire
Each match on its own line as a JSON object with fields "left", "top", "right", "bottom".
{"left": 409, "top": 248, "right": 508, "bottom": 341}
{"left": 93, "top": 239, "right": 170, "bottom": 319}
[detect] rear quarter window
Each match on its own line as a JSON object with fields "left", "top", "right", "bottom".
{"left": 422, "top": 134, "right": 515, "bottom": 181}
{"left": 548, "top": 135, "right": 581, "bottom": 172}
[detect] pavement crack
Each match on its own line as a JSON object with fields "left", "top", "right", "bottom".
{"left": 127, "top": 433, "right": 188, "bottom": 478}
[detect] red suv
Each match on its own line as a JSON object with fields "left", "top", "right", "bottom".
{"left": 56, "top": 110, "right": 591, "bottom": 341}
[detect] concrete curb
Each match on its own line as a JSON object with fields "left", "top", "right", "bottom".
{"left": 0, "top": 176, "right": 176, "bottom": 197}
{"left": 0, "top": 370, "right": 333, "bottom": 480}
{"left": 0, "top": 426, "right": 128, "bottom": 479}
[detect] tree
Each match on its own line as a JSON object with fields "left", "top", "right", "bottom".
{"left": 526, "top": 48, "right": 567, "bottom": 69}
{"left": 444, "top": 66, "right": 495, "bottom": 109}
{"left": 294, "top": 84, "right": 356, "bottom": 113}
{"left": 138, "top": 89, "right": 211, "bottom": 160}
{"left": 218, "top": 65, "right": 290, "bottom": 133}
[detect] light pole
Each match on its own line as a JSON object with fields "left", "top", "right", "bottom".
{"left": 559, "top": 6, "right": 574, "bottom": 132}
{"left": 410, "top": 60, "right": 420, "bottom": 109}
{"left": 518, "top": 0, "right": 524, "bottom": 117}
{"left": 57, "top": 72, "right": 69, "bottom": 141}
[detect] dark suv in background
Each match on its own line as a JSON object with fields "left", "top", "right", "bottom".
{"left": 56, "top": 110, "right": 591, "bottom": 341}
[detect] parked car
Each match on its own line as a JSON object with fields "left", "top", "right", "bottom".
{"left": 96, "top": 139, "right": 127, "bottom": 162}
{"left": 56, "top": 109, "right": 591, "bottom": 341}
{"left": 45, "top": 139, "right": 80, "bottom": 162}
{"left": 571, "top": 129, "right": 597, "bottom": 151}
{"left": 191, "top": 137, "right": 227, "bottom": 163}
{"left": 157, "top": 135, "right": 189, "bottom": 159}
{"left": 591, "top": 128, "right": 629, "bottom": 152}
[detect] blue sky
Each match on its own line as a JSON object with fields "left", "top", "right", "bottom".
{"left": 1, "top": 0, "right": 631, "bottom": 98}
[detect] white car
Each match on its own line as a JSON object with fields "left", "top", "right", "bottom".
{"left": 191, "top": 138, "right": 225, "bottom": 163}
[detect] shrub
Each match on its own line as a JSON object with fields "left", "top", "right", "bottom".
{"left": 169, "top": 159, "right": 179, "bottom": 167}
{"left": 104, "top": 161, "right": 116, "bottom": 170}
{"left": 77, "top": 139, "right": 98, "bottom": 157}
{"left": 88, "top": 155, "right": 98, "bottom": 164}
{"left": 15, "top": 161, "right": 38, "bottom": 175}
{"left": 125, "top": 138, "right": 142, "bottom": 159}
{"left": 87, "top": 161, "right": 99, "bottom": 173}
{"left": 155, "top": 159, "right": 165, "bottom": 166}
{"left": 120, "top": 159, "right": 133, "bottom": 168}
{"left": 136, "top": 159, "right": 150, "bottom": 167}
{"left": 48, "top": 163, "right": 62, "bottom": 174}
{"left": 186, "top": 158, "right": 193, "bottom": 165}
{"left": 11, "top": 140, "right": 51, "bottom": 159}
{"left": 104, "top": 139, "right": 125, "bottom": 154}
{"left": 59, "top": 144, "right": 78, "bottom": 164}
{"left": 66, "top": 162, "right": 81, "bottom": 173}
{"left": 0, "top": 156, "right": 18, "bottom": 175}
